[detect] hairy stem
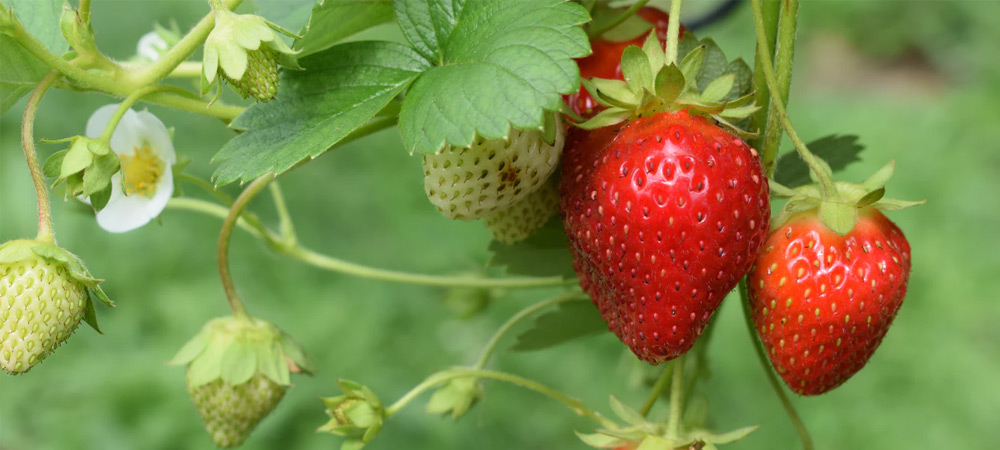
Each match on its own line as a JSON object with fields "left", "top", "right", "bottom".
{"left": 738, "top": 280, "right": 813, "bottom": 449}
{"left": 588, "top": 0, "right": 652, "bottom": 38}
{"left": 99, "top": 85, "right": 191, "bottom": 142}
{"left": 79, "top": 0, "right": 92, "bottom": 23}
{"left": 666, "top": 354, "right": 686, "bottom": 439}
{"left": 384, "top": 368, "right": 617, "bottom": 429}
{"left": 759, "top": 0, "right": 799, "bottom": 175}
{"left": 749, "top": 0, "right": 834, "bottom": 196}
{"left": 218, "top": 175, "right": 273, "bottom": 319}
{"left": 665, "top": 0, "right": 684, "bottom": 65}
{"left": 270, "top": 182, "right": 297, "bottom": 244}
{"left": 166, "top": 198, "right": 261, "bottom": 239}
{"left": 639, "top": 363, "right": 674, "bottom": 417}
{"left": 473, "top": 291, "right": 585, "bottom": 369}
{"left": 749, "top": 0, "right": 780, "bottom": 152}
{"left": 21, "top": 72, "right": 61, "bottom": 244}
{"left": 166, "top": 61, "right": 203, "bottom": 79}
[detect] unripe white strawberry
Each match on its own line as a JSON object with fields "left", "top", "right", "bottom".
{"left": 0, "top": 239, "right": 112, "bottom": 374}
{"left": 483, "top": 180, "right": 558, "bottom": 244}
{"left": 228, "top": 46, "right": 279, "bottom": 102}
{"left": 171, "top": 316, "right": 313, "bottom": 447}
{"left": 423, "top": 119, "right": 565, "bottom": 220}
{"left": 188, "top": 374, "right": 286, "bottom": 448}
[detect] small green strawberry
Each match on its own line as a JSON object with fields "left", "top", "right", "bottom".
{"left": 483, "top": 180, "right": 558, "bottom": 244}
{"left": 423, "top": 117, "right": 565, "bottom": 220}
{"left": 0, "top": 239, "right": 112, "bottom": 374}
{"left": 171, "top": 316, "right": 313, "bottom": 447}
{"left": 318, "top": 379, "right": 385, "bottom": 449}
{"left": 202, "top": 8, "right": 299, "bottom": 102}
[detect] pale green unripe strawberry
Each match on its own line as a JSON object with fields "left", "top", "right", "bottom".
{"left": 188, "top": 374, "right": 287, "bottom": 448}
{"left": 423, "top": 119, "right": 565, "bottom": 220}
{"left": 483, "top": 180, "right": 559, "bottom": 244}
{"left": 228, "top": 46, "right": 279, "bottom": 102}
{"left": 171, "top": 316, "right": 313, "bottom": 448}
{"left": 0, "top": 239, "right": 112, "bottom": 374}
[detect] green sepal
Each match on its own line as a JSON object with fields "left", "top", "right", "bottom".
{"left": 576, "top": 430, "right": 630, "bottom": 449}
{"left": 60, "top": 137, "right": 95, "bottom": 179}
{"left": 589, "top": 78, "right": 640, "bottom": 109}
{"left": 678, "top": 45, "right": 705, "bottom": 84}
{"left": 608, "top": 395, "right": 645, "bottom": 426}
{"left": 701, "top": 74, "right": 735, "bottom": 103}
{"left": 43, "top": 150, "right": 68, "bottom": 178}
{"left": 869, "top": 198, "right": 927, "bottom": 211}
{"left": 89, "top": 187, "right": 112, "bottom": 211}
{"left": 319, "top": 379, "right": 384, "bottom": 444}
{"left": 856, "top": 187, "right": 885, "bottom": 208}
{"left": 173, "top": 316, "right": 312, "bottom": 388}
{"left": 653, "top": 64, "right": 684, "bottom": 105}
{"left": 861, "top": 161, "right": 895, "bottom": 191}
{"left": 0, "top": 239, "right": 36, "bottom": 263}
{"left": 689, "top": 425, "right": 758, "bottom": 445}
{"left": 620, "top": 45, "right": 653, "bottom": 94}
{"left": 82, "top": 294, "right": 101, "bottom": 334}
{"left": 635, "top": 435, "right": 678, "bottom": 450}
{"left": 82, "top": 152, "right": 120, "bottom": 198}
{"left": 577, "top": 107, "right": 631, "bottom": 130}
{"left": 425, "top": 376, "right": 482, "bottom": 420}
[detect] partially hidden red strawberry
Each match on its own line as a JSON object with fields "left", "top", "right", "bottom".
{"left": 565, "top": 8, "right": 686, "bottom": 119}
{"left": 748, "top": 208, "right": 913, "bottom": 395}
{"left": 560, "top": 110, "right": 770, "bottom": 363}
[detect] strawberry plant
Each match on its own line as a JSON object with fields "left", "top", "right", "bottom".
{"left": 0, "top": 0, "right": 926, "bottom": 449}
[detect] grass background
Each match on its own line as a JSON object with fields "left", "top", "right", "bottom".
{"left": 2, "top": 1, "right": 999, "bottom": 449}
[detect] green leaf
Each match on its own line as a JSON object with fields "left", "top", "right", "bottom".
{"left": 510, "top": 300, "right": 605, "bottom": 351}
{"left": 211, "top": 41, "right": 428, "bottom": 185}
{"left": 0, "top": 35, "right": 52, "bottom": 114}
{"left": 9, "top": 0, "right": 67, "bottom": 55}
{"left": 774, "top": 135, "right": 865, "bottom": 187}
{"left": 252, "top": 0, "right": 315, "bottom": 35}
{"left": 396, "top": 0, "right": 591, "bottom": 154}
{"left": 488, "top": 219, "right": 576, "bottom": 278}
{"left": 295, "top": 0, "right": 394, "bottom": 57}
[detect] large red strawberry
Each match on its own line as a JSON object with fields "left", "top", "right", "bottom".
{"left": 747, "top": 162, "right": 921, "bottom": 395}
{"left": 565, "top": 7, "right": 686, "bottom": 119}
{"left": 560, "top": 110, "right": 769, "bottom": 363}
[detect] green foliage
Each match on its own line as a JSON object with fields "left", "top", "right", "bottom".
{"left": 8, "top": 0, "right": 66, "bottom": 54}
{"left": 211, "top": 41, "right": 429, "bottom": 185}
{"left": 0, "top": 35, "right": 50, "bottom": 114}
{"left": 294, "top": 0, "right": 394, "bottom": 57}
{"left": 774, "top": 134, "right": 864, "bottom": 187}
{"left": 487, "top": 219, "right": 576, "bottom": 279}
{"left": 510, "top": 300, "right": 605, "bottom": 352}
{"left": 396, "top": 0, "right": 590, "bottom": 153}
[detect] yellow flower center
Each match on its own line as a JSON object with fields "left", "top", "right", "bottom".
{"left": 119, "top": 146, "right": 164, "bottom": 197}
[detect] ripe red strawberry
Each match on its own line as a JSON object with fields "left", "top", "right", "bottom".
{"left": 566, "top": 8, "right": 685, "bottom": 119}
{"left": 748, "top": 209, "right": 911, "bottom": 395}
{"left": 560, "top": 110, "right": 770, "bottom": 363}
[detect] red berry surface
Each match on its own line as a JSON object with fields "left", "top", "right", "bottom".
{"left": 560, "top": 110, "right": 770, "bottom": 363}
{"left": 748, "top": 209, "right": 911, "bottom": 395}
{"left": 565, "top": 8, "right": 685, "bottom": 118}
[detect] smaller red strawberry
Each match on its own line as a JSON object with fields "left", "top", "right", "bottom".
{"left": 748, "top": 163, "right": 923, "bottom": 395}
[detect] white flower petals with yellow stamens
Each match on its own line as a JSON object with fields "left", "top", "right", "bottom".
{"left": 85, "top": 104, "right": 176, "bottom": 233}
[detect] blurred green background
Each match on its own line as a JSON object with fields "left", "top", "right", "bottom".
{"left": 2, "top": 1, "right": 999, "bottom": 449}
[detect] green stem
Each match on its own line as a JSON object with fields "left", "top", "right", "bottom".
{"left": 177, "top": 173, "right": 234, "bottom": 204}
{"left": 588, "top": 0, "right": 652, "bottom": 38}
{"left": 749, "top": 0, "right": 835, "bottom": 197}
{"left": 99, "top": 85, "right": 190, "bottom": 142}
{"left": 140, "top": 92, "right": 243, "bottom": 121}
{"left": 126, "top": 0, "right": 243, "bottom": 87}
{"left": 384, "top": 368, "right": 617, "bottom": 429}
{"left": 639, "top": 364, "right": 674, "bottom": 417}
{"left": 166, "top": 198, "right": 261, "bottom": 239}
{"left": 665, "top": 0, "right": 684, "bottom": 65}
{"left": 21, "top": 72, "right": 61, "bottom": 244}
{"left": 749, "top": 0, "right": 780, "bottom": 152}
{"left": 473, "top": 291, "right": 585, "bottom": 369}
{"left": 738, "top": 279, "right": 813, "bottom": 450}
{"left": 665, "top": 354, "right": 686, "bottom": 439}
{"left": 167, "top": 61, "right": 203, "bottom": 79}
{"left": 218, "top": 175, "right": 273, "bottom": 319}
{"left": 759, "top": 0, "right": 799, "bottom": 176}
{"left": 79, "top": 0, "right": 92, "bottom": 23}
{"left": 269, "top": 182, "right": 297, "bottom": 244}
{"left": 284, "top": 245, "right": 576, "bottom": 289}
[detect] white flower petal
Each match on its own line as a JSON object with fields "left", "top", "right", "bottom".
{"left": 86, "top": 105, "right": 145, "bottom": 157}
{"left": 134, "top": 110, "right": 176, "bottom": 164}
{"left": 137, "top": 31, "right": 168, "bottom": 62}
{"left": 96, "top": 167, "right": 174, "bottom": 233}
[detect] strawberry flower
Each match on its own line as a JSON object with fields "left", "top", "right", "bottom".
{"left": 84, "top": 104, "right": 176, "bottom": 233}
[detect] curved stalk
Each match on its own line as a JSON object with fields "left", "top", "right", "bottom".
{"left": 473, "top": 291, "right": 585, "bottom": 369}
{"left": 738, "top": 280, "right": 813, "bottom": 449}
{"left": 21, "top": 72, "right": 62, "bottom": 243}
{"left": 218, "top": 175, "right": 273, "bottom": 319}
{"left": 639, "top": 363, "right": 674, "bottom": 417}
{"left": 384, "top": 368, "right": 617, "bottom": 429}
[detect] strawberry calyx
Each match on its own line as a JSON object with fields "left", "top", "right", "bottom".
{"left": 769, "top": 161, "right": 925, "bottom": 235}
{"left": 576, "top": 30, "right": 757, "bottom": 137}
{"left": 318, "top": 379, "right": 385, "bottom": 446}
{"left": 0, "top": 238, "right": 113, "bottom": 332}
{"left": 170, "top": 315, "right": 314, "bottom": 388}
